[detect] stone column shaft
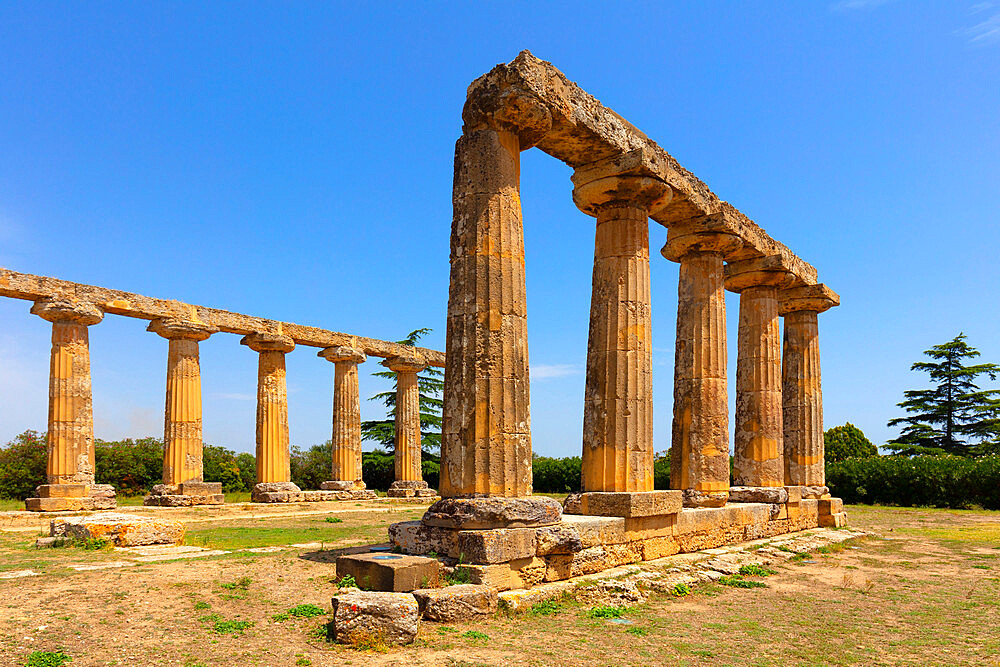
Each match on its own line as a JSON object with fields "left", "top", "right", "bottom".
{"left": 242, "top": 333, "right": 295, "bottom": 485}
{"left": 394, "top": 368, "right": 422, "bottom": 482}
{"left": 782, "top": 310, "right": 824, "bottom": 486}
{"left": 163, "top": 338, "right": 205, "bottom": 485}
{"left": 733, "top": 285, "right": 784, "bottom": 487}
{"left": 320, "top": 346, "right": 367, "bottom": 486}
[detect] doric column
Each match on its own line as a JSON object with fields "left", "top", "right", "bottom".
{"left": 384, "top": 355, "right": 434, "bottom": 497}
{"left": 725, "top": 257, "right": 797, "bottom": 489}
{"left": 318, "top": 346, "right": 370, "bottom": 493}
{"left": 662, "top": 218, "right": 742, "bottom": 508}
{"left": 439, "top": 87, "right": 552, "bottom": 500}
{"left": 780, "top": 284, "right": 839, "bottom": 494}
{"left": 242, "top": 332, "right": 300, "bottom": 501}
{"left": 25, "top": 298, "right": 116, "bottom": 511}
{"left": 571, "top": 153, "right": 671, "bottom": 493}
{"left": 144, "top": 318, "right": 223, "bottom": 506}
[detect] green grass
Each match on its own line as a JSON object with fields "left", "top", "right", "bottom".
{"left": 897, "top": 523, "right": 1000, "bottom": 545}
{"left": 587, "top": 605, "right": 628, "bottom": 619}
{"left": 718, "top": 574, "right": 768, "bottom": 589}
{"left": 24, "top": 651, "right": 73, "bottom": 667}
{"left": 184, "top": 521, "right": 380, "bottom": 550}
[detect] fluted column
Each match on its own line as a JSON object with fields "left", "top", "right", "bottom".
{"left": 319, "top": 346, "right": 368, "bottom": 491}
{"left": 780, "top": 284, "right": 839, "bottom": 492}
{"left": 726, "top": 258, "right": 795, "bottom": 488}
{"left": 385, "top": 355, "right": 430, "bottom": 496}
{"left": 571, "top": 164, "right": 671, "bottom": 493}
{"left": 440, "top": 88, "right": 552, "bottom": 499}
{"left": 26, "top": 298, "right": 116, "bottom": 511}
{"left": 242, "top": 332, "right": 297, "bottom": 495}
{"left": 662, "top": 223, "right": 741, "bottom": 508}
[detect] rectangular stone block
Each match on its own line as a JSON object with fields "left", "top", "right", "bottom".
{"left": 729, "top": 486, "right": 789, "bottom": 504}
{"left": 336, "top": 553, "right": 440, "bottom": 592}
{"left": 534, "top": 523, "right": 585, "bottom": 555}
{"left": 178, "top": 482, "right": 223, "bottom": 496}
{"left": 543, "top": 546, "right": 611, "bottom": 581}
{"left": 388, "top": 520, "right": 459, "bottom": 558}
{"left": 818, "top": 498, "right": 844, "bottom": 515}
{"left": 456, "top": 527, "right": 536, "bottom": 564}
{"left": 784, "top": 486, "right": 803, "bottom": 504}
{"left": 413, "top": 584, "right": 498, "bottom": 621}
{"left": 565, "top": 490, "right": 682, "bottom": 518}
{"left": 624, "top": 514, "right": 677, "bottom": 540}
{"left": 819, "top": 512, "right": 848, "bottom": 528}
{"left": 36, "top": 484, "right": 89, "bottom": 498}
{"left": 26, "top": 497, "right": 93, "bottom": 512}
{"left": 559, "top": 514, "right": 625, "bottom": 547}
{"left": 50, "top": 514, "right": 183, "bottom": 546}
{"left": 636, "top": 536, "right": 680, "bottom": 560}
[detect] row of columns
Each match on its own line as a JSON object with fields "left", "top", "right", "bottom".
{"left": 24, "top": 297, "right": 431, "bottom": 509}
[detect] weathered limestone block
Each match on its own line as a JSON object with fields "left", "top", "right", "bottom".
{"left": 388, "top": 521, "right": 459, "bottom": 557}
{"left": 413, "top": 584, "right": 498, "bottom": 621}
{"left": 251, "top": 481, "right": 302, "bottom": 503}
{"left": 559, "top": 514, "right": 626, "bottom": 548}
{"left": 818, "top": 498, "right": 844, "bottom": 515}
{"left": 331, "top": 591, "right": 419, "bottom": 646}
{"left": 336, "top": 553, "right": 440, "bottom": 592}
{"left": 544, "top": 546, "right": 613, "bottom": 581}
{"left": 50, "top": 513, "right": 183, "bottom": 547}
{"left": 26, "top": 484, "right": 117, "bottom": 512}
{"left": 145, "top": 481, "right": 223, "bottom": 507}
{"left": 637, "top": 535, "right": 680, "bottom": 560}
{"left": 563, "top": 490, "right": 682, "bottom": 518}
{"left": 422, "top": 496, "right": 562, "bottom": 529}
{"left": 623, "top": 514, "right": 677, "bottom": 541}
{"left": 387, "top": 479, "right": 436, "bottom": 498}
{"left": 819, "top": 512, "right": 848, "bottom": 528}
{"left": 456, "top": 556, "right": 546, "bottom": 591}
{"left": 728, "top": 486, "right": 789, "bottom": 504}
{"left": 456, "top": 527, "right": 536, "bottom": 564}
{"left": 674, "top": 504, "right": 773, "bottom": 552}
{"left": 534, "top": 524, "right": 585, "bottom": 555}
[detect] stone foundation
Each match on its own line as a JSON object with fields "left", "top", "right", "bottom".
{"left": 25, "top": 484, "right": 117, "bottom": 512}
{"left": 387, "top": 480, "right": 436, "bottom": 498}
{"left": 251, "top": 481, "right": 377, "bottom": 503}
{"left": 143, "top": 482, "right": 224, "bottom": 507}
{"left": 389, "top": 490, "right": 845, "bottom": 591}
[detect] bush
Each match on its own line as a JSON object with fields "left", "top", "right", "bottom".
{"left": 203, "top": 444, "right": 251, "bottom": 492}
{"left": 0, "top": 430, "right": 47, "bottom": 499}
{"left": 360, "top": 448, "right": 440, "bottom": 491}
{"left": 95, "top": 437, "right": 162, "bottom": 495}
{"left": 654, "top": 454, "right": 670, "bottom": 490}
{"left": 291, "top": 442, "right": 332, "bottom": 491}
{"left": 824, "top": 423, "right": 878, "bottom": 463}
{"left": 532, "top": 456, "right": 581, "bottom": 493}
{"left": 827, "top": 454, "right": 1000, "bottom": 509}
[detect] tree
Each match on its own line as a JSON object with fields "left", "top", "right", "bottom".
{"left": 0, "top": 430, "right": 47, "bottom": 500}
{"left": 361, "top": 328, "right": 444, "bottom": 453}
{"left": 887, "top": 334, "right": 1000, "bottom": 456}
{"left": 824, "top": 423, "right": 878, "bottom": 463}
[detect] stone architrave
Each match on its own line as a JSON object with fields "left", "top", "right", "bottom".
{"left": 318, "top": 346, "right": 376, "bottom": 499}
{"left": 780, "top": 284, "right": 839, "bottom": 492}
{"left": 241, "top": 332, "right": 301, "bottom": 502}
{"left": 143, "top": 318, "right": 223, "bottom": 507}
{"left": 25, "top": 298, "right": 117, "bottom": 512}
{"left": 383, "top": 355, "right": 435, "bottom": 498}
{"left": 661, "top": 219, "right": 742, "bottom": 508}
{"left": 725, "top": 256, "right": 798, "bottom": 489}
{"left": 571, "top": 151, "right": 672, "bottom": 494}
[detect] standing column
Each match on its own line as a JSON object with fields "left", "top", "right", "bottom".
{"left": 26, "top": 298, "right": 116, "bottom": 511}
{"left": 780, "top": 284, "right": 839, "bottom": 497}
{"left": 662, "top": 222, "right": 741, "bottom": 508}
{"left": 144, "top": 318, "right": 223, "bottom": 506}
{"left": 725, "top": 258, "right": 795, "bottom": 491}
{"left": 571, "top": 161, "right": 671, "bottom": 493}
{"left": 318, "top": 346, "right": 375, "bottom": 499}
{"left": 384, "top": 356, "right": 435, "bottom": 498}
{"left": 242, "top": 332, "right": 301, "bottom": 502}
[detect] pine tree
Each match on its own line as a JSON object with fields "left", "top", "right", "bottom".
{"left": 360, "top": 328, "right": 444, "bottom": 453}
{"left": 886, "top": 333, "right": 1000, "bottom": 456}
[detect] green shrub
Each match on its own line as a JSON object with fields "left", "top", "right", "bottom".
{"left": 587, "top": 605, "right": 627, "bottom": 618}
{"left": 203, "top": 444, "right": 251, "bottom": 492}
{"left": 0, "top": 430, "right": 47, "bottom": 500}
{"left": 824, "top": 423, "right": 878, "bottom": 463}
{"left": 94, "top": 437, "right": 163, "bottom": 495}
{"left": 826, "top": 454, "right": 1000, "bottom": 509}
{"left": 653, "top": 454, "right": 670, "bottom": 490}
{"left": 532, "top": 455, "right": 581, "bottom": 493}
{"left": 25, "top": 650, "right": 72, "bottom": 667}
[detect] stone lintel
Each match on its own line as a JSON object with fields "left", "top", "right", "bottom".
{"left": 779, "top": 284, "right": 840, "bottom": 315}
{"left": 724, "top": 255, "right": 802, "bottom": 292}
{"left": 728, "top": 486, "right": 790, "bottom": 505}
{"left": 318, "top": 346, "right": 366, "bottom": 364}
{"left": 241, "top": 332, "right": 295, "bottom": 354}
{"left": 147, "top": 318, "right": 217, "bottom": 341}
{"left": 30, "top": 297, "right": 103, "bottom": 325}
{"left": 422, "top": 497, "right": 562, "bottom": 530}
{"left": 336, "top": 552, "right": 440, "bottom": 592}
{"left": 563, "top": 490, "right": 682, "bottom": 518}
{"left": 462, "top": 84, "right": 552, "bottom": 150}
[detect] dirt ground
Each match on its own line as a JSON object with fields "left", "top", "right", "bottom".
{"left": 1, "top": 503, "right": 998, "bottom": 667}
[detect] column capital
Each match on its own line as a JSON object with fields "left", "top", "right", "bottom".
{"left": 571, "top": 149, "right": 672, "bottom": 217}
{"left": 241, "top": 332, "right": 295, "bottom": 354}
{"left": 724, "top": 255, "right": 800, "bottom": 293}
{"left": 318, "top": 346, "right": 366, "bottom": 365}
{"left": 779, "top": 284, "right": 840, "bottom": 315}
{"left": 381, "top": 355, "right": 427, "bottom": 373}
{"left": 462, "top": 86, "right": 552, "bottom": 150}
{"left": 31, "top": 298, "right": 103, "bottom": 326}
{"left": 661, "top": 216, "right": 743, "bottom": 263}
{"left": 147, "top": 317, "right": 217, "bottom": 341}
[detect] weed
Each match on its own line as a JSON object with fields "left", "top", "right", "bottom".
{"left": 79, "top": 538, "right": 109, "bottom": 551}
{"left": 193, "top": 601, "right": 210, "bottom": 610}
{"left": 437, "top": 626, "right": 459, "bottom": 634}
{"left": 738, "top": 564, "right": 777, "bottom": 577}
{"left": 347, "top": 629, "right": 389, "bottom": 652}
{"left": 670, "top": 583, "right": 692, "bottom": 597}
{"left": 337, "top": 574, "right": 357, "bottom": 589}
{"left": 463, "top": 630, "right": 489, "bottom": 641}
{"left": 718, "top": 574, "right": 767, "bottom": 589}
{"left": 212, "top": 619, "right": 254, "bottom": 635}
{"left": 295, "top": 659, "right": 312, "bottom": 666}
{"left": 587, "top": 605, "right": 627, "bottom": 619}
{"left": 324, "top": 517, "right": 343, "bottom": 524}
{"left": 625, "top": 626, "right": 649, "bottom": 636}
{"left": 288, "top": 604, "right": 327, "bottom": 618}
{"left": 220, "top": 576, "right": 252, "bottom": 590}
{"left": 528, "top": 599, "right": 563, "bottom": 616}
{"left": 973, "top": 565, "right": 990, "bottom": 570}
{"left": 444, "top": 567, "right": 471, "bottom": 586}
{"left": 271, "top": 612, "right": 291, "bottom": 622}
{"left": 25, "top": 651, "right": 72, "bottom": 667}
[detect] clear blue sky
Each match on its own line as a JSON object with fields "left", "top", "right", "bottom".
{"left": 1, "top": 1, "right": 998, "bottom": 458}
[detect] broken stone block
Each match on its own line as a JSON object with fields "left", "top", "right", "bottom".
{"left": 388, "top": 520, "right": 458, "bottom": 557}
{"left": 336, "top": 552, "right": 440, "bottom": 592}
{"left": 456, "top": 527, "right": 536, "bottom": 564}
{"left": 563, "top": 490, "right": 682, "bottom": 518}
{"left": 728, "top": 486, "right": 789, "bottom": 504}
{"left": 637, "top": 536, "right": 680, "bottom": 560}
{"left": 819, "top": 512, "right": 848, "bottom": 528}
{"left": 422, "top": 496, "right": 562, "bottom": 529}
{"left": 50, "top": 513, "right": 183, "bottom": 547}
{"left": 412, "top": 584, "right": 498, "bottom": 621}
{"left": 331, "top": 591, "right": 419, "bottom": 646}
{"left": 534, "top": 523, "right": 584, "bottom": 555}
{"left": 818, "top": 498, "right": 844, "bottom": 515}
{"left": 251, "top": 481, "right": 302, "bottom": 503}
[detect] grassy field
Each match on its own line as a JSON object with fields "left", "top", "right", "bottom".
{"left": 1, "top": 504, "right": 998, "bottom": 665}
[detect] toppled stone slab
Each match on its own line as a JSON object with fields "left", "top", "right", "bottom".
{"left": 423, "top": 496, "right": 562, "bottom": 529}
{"left": 331, "top": 591, "right": 419, "bottom": 646}
{"left": 412, "top": 584, "right": 498, "bottom": 621}
{"left": 50, "top": 513, "right": 184, "bottom": 547}
{"left": 337, "top": 552, "right": 440, "bottom": 592}
{"left": 563, "top": 490, "right": 682, "bottom": 518}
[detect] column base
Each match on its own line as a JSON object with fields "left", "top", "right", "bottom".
{"left": 422, "top": 496, "right": 563, "bottom": 529}
{"left": 681, "top": 489, "right": 729, "bottom": 508}
{"left": 320, "top": 480, "right": 367, "bottom": 491}
{"left": 25, "top": 484, "right": 117, "bottom": 512}
{"left": 563, "top": 491, "right": 682, "bottom": 518}
{"left": 318, "top": 480, "right": 378, "bottom": 500}
{"left": 143, "top": 482, "right": 224, "bottom": 507}
{"left": 388, "top": 480, "right": 436, "bottom": 498}
{"left": 728, "top": 486, "right": 789, "bottom": 504}
{"left": 251, "top": 482, "right": 303, "bottom": 503}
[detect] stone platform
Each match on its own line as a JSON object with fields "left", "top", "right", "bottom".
{"left": 251, "top": 482, "right": 377, "bottom": 503}
{"left": 389, "top": 487, "right": 846, "bottom": 591}
{"left": 25, "top": 483, "right": 117, "bottom": 512}
{"left": 143, "top": 482, "right": 224, "bottom": 507}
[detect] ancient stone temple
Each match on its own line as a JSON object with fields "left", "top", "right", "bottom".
{"left": 388, "top": 51, "right": 844, "bottom": 589}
